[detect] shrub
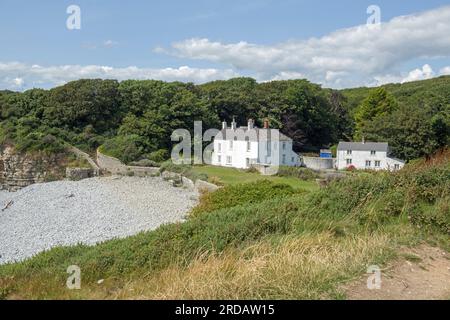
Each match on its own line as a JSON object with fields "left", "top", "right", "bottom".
{"left": 276, "top": 166, "right": 319, "bottom": 180}
{"left": 148, "top": 149, "right": 169, "bottom": 163}
{"left": 191, "top": 180, "right": 298, "bottom": 216}
{"left": 100, "top": 135, "right": 144, "bottom": 164}
{"left": 159, "top": 161, "right": 208, "bottom": 182}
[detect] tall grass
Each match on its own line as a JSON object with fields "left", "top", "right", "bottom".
{"left": 0, "top": 150, "right": 448, "bottom": 299}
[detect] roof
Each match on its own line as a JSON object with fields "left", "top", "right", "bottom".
{"left": 215, "top": 127, "right": 292, "bottom": 142}
{"left": 337, "top": 141, "right": 389, "bottom": 152}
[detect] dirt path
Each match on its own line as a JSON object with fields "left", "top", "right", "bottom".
{"left": 343, "top": 245, "right": 450, "bottom": 300}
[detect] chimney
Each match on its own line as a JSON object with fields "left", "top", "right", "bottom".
{"left": 263, "top": 118, "right": 269, "bottom": 129}
{"left": 247, "top": 119, "right": 254, "bottom": 129}
{"left": 222, "top": 120, "right": 227, "bottom": 130}
{"left": 231, "top": 117, "right": 237, "bottom": 130}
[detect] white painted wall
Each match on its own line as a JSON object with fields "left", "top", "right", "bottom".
{"left": 337, "top": 149, "right": 404, "bottom": 171}
{"left": 212, "top": 139, "right": 300, "bottom": 169}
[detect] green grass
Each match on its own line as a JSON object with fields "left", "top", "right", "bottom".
{"left": 0, "top": 150, "right": 448, "bottom": 299}
{"left": 192, "top": 165, "right": 318, "bottom": 191}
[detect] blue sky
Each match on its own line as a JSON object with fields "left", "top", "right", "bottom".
{"left": 1, "top": 0, "right": 450, "bottom": 90}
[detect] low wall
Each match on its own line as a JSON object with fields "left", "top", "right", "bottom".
{"left": 303, "top": 156, "right": 335, "bottom": 170}
{"left": 69, "top": 146, "right": 100, "bottom": 176}
{"left": 96, "top": 149, "right": 128, "bottom": 174}
{"left": 96, "top": 149, "right": 219, "bottom": 193}
{"left": 96, "top": 149, "right": 159, "bottom": 176}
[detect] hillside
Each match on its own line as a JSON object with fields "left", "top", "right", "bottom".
{"left": 1, "top": 77, "right": 448, "bottom": 165}
{"left": 1, "top": 149, "right": 448, "bottom": 300}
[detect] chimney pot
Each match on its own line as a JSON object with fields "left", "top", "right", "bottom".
{"left": 222, "top": 120, "right": 227, "bottom": 130}
{"left": 263, "top": 118, "right": 269, "bottom": 129}
{"left": 231, "top": 117, "right": 237, "bottom": 130}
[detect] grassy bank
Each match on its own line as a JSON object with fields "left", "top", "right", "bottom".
{"left": 192, "top": 165, "right": 319, "bottom": 190}
{"left": 0, "top": 151, "right": 448, "bottom": 300}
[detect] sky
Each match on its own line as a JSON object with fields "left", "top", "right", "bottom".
{"left": 1, "top": 0, "right": 450, "bottom": 90}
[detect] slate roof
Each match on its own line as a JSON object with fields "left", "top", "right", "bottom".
{"left": 215, "top": 127, "right": 292, "bottom": 142}
{"left": 337, "top": 141, "right": 389, "bottom": 152}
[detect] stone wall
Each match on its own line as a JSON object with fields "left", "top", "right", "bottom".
{"left": 303, "top": 156, "right": 336, "bottom": 170}
{"left": 96, "top": 149, "right": 160, "bottom": 176}
{"left": 0, "top": 145, "right": 66, "bottom": 191}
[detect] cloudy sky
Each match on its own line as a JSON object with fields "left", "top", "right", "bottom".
{"left": 1, "top": 0, "right": 450, "bottom": 90}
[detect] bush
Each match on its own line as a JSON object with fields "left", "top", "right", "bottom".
{"left": 276, "top": 166, "right": 319, "bottom": 180}
{"left": 191, "top": 180, "right": 298, "bottom": 216}
{"left": 159, "top": 161, "right": 208, "bottom": 182}
{"left": 100, "top": 135, "right": 144, "bottom": 164}
{"left": 148, "top": 149, "right": 169, "bottom": 163}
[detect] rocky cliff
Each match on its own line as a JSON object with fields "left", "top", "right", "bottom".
{"left": 0, "top": 145, "right": 67, "bottom": 191}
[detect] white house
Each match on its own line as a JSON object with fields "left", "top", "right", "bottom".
{"left": 211, "top": 119, "right": 301, "bottom": 169}
{"left": 336, "top": 141, "right": 405, "bottom": 171}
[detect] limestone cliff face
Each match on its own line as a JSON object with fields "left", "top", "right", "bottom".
{"left": 0, "top": 145, "right": 67, "bottom": 191}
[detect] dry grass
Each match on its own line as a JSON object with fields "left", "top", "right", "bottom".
{"left": 109, "top": 232, "right": 391, "bottom": 300}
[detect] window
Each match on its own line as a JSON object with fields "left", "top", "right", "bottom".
{"left": 370, "top": 150, "right": 376, "bottom": 156}
{"left": 282, "top": 154, "right": 286, "bottom": 164}
{"left": 267, "top": 141, "right": 271, "bottom": 156}
{"left": 229, "top": 140, "right": 233, "bottom": 150}
{"left": 394, "top": 164, "right": 400, "bottom": 170}
{"left": 282, "top": 142, "right": 286, "bottom": 150}
{"left": 375, "top": 160, "right": 381, "bottom": 167}
{"left": 245, "top": 137, "right": 250, "bottom": 151}
{"left": 218, "top": 155, "right": 222, "bottom": 163}
{"left": 246, "top": 158, "right": 250, "bottom": 167}
{"left": 291, "top": 157, "right": 295, "bottom": 163}
{"left": 218, "top": 143, "right": 222, "bottom": 153}
{"left": 347, "top": 150, "right": 352, "bottom": 155}
{"left": 346, "top": 159, "right": 352, "bottom": 165}
{"left": 365, "top": 160, "right": 371, "bottom": 167}
{"left": 226, "top": 156, "right": 232, "bottom": 164}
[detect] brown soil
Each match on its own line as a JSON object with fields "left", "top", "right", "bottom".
{"left": 343, "top": 245, "right": 450, "bottom": 300}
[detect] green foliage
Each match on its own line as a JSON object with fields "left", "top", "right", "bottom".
{"left": 354, "top": 87, "right": 398, "bottom": 139}
{"left": 191, "top": 180, "right": 297, "bottom": 216}
{"left": 276, "top": 166, "right": 319, "bottom": 180}
{"left": 147, "top": 149, "right": 169, "bottom": 163}
{"left": 342, "top": 76, "right": 450, "bottom": 160}
{"left": 159, "top": 162, "right": 208, "bottom": 182}
{"left": 1, "top": 76, "right": 448, "bottom": 162}
{"left": 0, "top": 151, "right": 448, "bottom": 299}
{"left": 100, "top": 135, "right": 145, "bottom": 164}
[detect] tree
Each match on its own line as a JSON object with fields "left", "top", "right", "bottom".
{"left": 354, "top": 87, "right": 398, "bottom": 139}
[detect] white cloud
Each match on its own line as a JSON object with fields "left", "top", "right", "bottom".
{"left": 163, "top": 5, "right": 450, "bottom": 87}
{"left": 401, "top": 64, "right": 435, "bottom": 83}
{"left": 440, "top": 66, "right": 450, "bottom": 75}
{"left": 13, "top": 77, "right": 24, "bottom": 87}
{"left": 374, "top": 64, "right": 436, "bottom": 85}
{"left": 0, "top": 62, "right": 239, "bottom": 90}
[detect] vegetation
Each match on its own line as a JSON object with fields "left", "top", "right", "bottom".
{"left": 0, "top": 150, "right": 448, "bottom": 299}
{"left": 190, "top": 180, "right": 299, "bottom": 216}
{"left": 342, "top": 76, "right": 450, "bottom": 160}
{"left": 275, "top": 166, "right": 320, "bottom": 180}
{"left": 191, "top": 165, "right": 318, "bottom": 190}
{"left": 1, "top": 76, "right": 449, "bottom": 163}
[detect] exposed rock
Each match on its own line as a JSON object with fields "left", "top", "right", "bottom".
{"left": 0, "top": 145, "right": 66, "bottom": 191}
{"left": 66, "top": 167, "right": 96, "bottom": 181}
{"left": 195, "top": 179, "right": 220, "bottom": 193}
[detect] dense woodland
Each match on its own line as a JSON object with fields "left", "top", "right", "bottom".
{"left": 0, "top": 76, "right": 449, "bottom": 163}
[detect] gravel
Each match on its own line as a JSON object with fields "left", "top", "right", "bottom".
{"left": 0, "top": 176, "right": 199, "bottom": 265}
